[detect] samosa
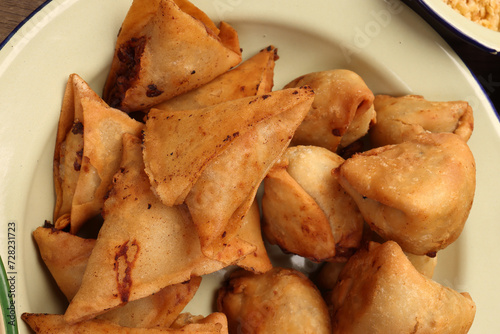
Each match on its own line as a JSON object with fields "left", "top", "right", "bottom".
{"left": 330, "top": 241, "right": 475, "bottom": 333}
{"left": 143, "top": 87, "right": 315, "bottom": 262}
{"left": 152, "top": 45, "right": 278, "bottom": 112}
{"left": 102, "top": 0, "right": 242, "bottom": 112}
{"left": 64, "top": 134, "right": 246, "bottom": 323}
{"left": 32, "top": 225, "right": 203, "bottom": 329}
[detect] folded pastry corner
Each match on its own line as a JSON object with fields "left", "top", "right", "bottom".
{"left": 33, "top": 225, "right": 96, "bottom": 301}
{"left": 152, "top": 45, "right": 278, "bottom": 112}
{"left": 102, "top": 0, "right": 242, "bottom": 112}
{"left": 370, "top": 94, "right": 474, "bottom": 147}
{"left": 53, "top": 74, "right": 144, "bottom": 233}
{"left": 22, "top": 311, "right": 228, "bottom": 333}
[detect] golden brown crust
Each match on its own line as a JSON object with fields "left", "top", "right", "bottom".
{"left": 330, "top": 241, "right": 476, "bottom": 334}
{"left": 262, "top": 145, "right": 364, "bottom": 262}
{"left": 370, "top": 94, "right": 474, "bottom": 147}
{"left": 152, "top": 46, "right": 278, "bottom": 112}
{"left": 102, "top": 0, "right": 242, "bottom": 112}
{"left": 217, "top": 267, "right": 331, "bottom": 334}
{"left": 284, "top": 69, "right": 374, "bottom": 152}
{"left": 338, "top": 132, "right": 476, "bottom": 255}
{"left": 64, "top": 134, "right": 235, "bottom": 323}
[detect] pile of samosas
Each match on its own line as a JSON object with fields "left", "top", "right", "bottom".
{"left": 22, "top": 0, "right": 477, "bottom": 333}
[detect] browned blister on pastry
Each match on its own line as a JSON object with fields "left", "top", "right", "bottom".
{"left": 370, "top": 94, "right": 474, "bottom": 147}
{"left": 284, "top": 69, "right": 375, "bottom": 152}
{"left": 143, "top": 87, "right": 314, "bottom": 263}
{"left": 217, "top": 267, "right": 331, "bottom": 334}
{"left": 53, "top": 74, "right": 144, "bottom": 233}
{"left": 262, "top": 145, "right": 364, "bottom": 262}
{"left": 337, "top": 132, "right": 476, "bottom": 255}
{"left": 102, "top": 0, "right": 242, "bottom": 112}
{"left": 330, "top": 241, "right": 476, "bottom": 334}
{"left": 64, "top": 134, "right": 240, "bottom": 324}
{"left": 152, "top": 45, "right": 278, "bottom": 112}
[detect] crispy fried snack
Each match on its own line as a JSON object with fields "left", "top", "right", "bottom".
{"left": 284, "top": 69, "right": 375, "bottom": 152}
{"left": 152, "top": 46, "right": 278, "bottom": 112}
{"left": 32, "top": 225, "right": 204, "bottom": 328}
{"left": 262, "top": 145, "right": 364, "bottom": 262}
{"left": 33, "top": 226, "right": 96, "bottom": 301}
{"left": 64, "top": 134, "right": 241, "bottom": 323}
{"left": 234, "top": 199, "right": 273, "bottom": 274}
{"left": 143, "top": 87, "right": 315, "bottom": 263}
{"left": 22, "top": 312, "right": 228, "bottom": 333}
{"left": 102, "top": 0, "right": 242, "bottom": 112}
{"left": 330, "top": 241, "right": 476, "bottom": 333}
{"left": 370, "top": 94, "right": 474, "bottom": 147}
{"left": 217, "top": 267, "right": 331, "bottom": 334}
{"left": 53, "top": 74, "right": 144, "bottom": 233}
{"left": 337, "top": 132, "right": 476, "bottom": 255}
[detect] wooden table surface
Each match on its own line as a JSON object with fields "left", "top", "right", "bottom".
{"left": 1, "top": 0, "right": 499, "bottom": 115}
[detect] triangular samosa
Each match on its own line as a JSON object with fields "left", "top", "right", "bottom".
{"left": 143, "top": 87, "right": 315, "bottom": 261}
{"left": 337, "top": 132, "right": 476, "bottom": 255}
{"left": 102, "top": 0, "right": 242, "bottom": 112}
{"left": 64, "top": 134, "right": 243, "bottom": 323}
{"left": 152, "top": 45, "right": 278, "bottom": 112}
{"left": 33, "top": 225, "right": 203, "bottom": 328}
{"left": 53, "top": 74, "right": 144, "bottom": 233}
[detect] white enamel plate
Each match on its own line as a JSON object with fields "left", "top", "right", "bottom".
{"left": 1, "top": 0, "right": 499, "bottom": 333}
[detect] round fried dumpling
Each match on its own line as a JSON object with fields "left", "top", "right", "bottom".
{"left": 330, "top": 241, "right": 476, "bottom": 334}
{"left": 262, "top": 146, "right": 364, "bottom": 262}
{"left": 370, "top": 94, "right": 474, "bottom": 147}
{"left": 217, "top": 267, "right": 331, "bottom": 334}
{"left": 284, "top": 69, "right": 375, "bottom": 152}
{"left": 337, "top": 132, "right": 475, "bottom": 255}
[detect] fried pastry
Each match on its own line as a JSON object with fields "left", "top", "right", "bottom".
{"left": 284, "top": 69, "right": 375, "bottom": 152}
{"left": 370, "top": 94, "right": 474, "bottom": 147}
{"left": 53, "top": 74, "right": 144, "bottom": 233}
{"left": 262, "top": 145, "right": 364, "bottom": 262}
{"left": 152, "top": 46, "right": 278, "bottom": 112}
{"left": 330, "top": 241, "right": 476, "bottom": 333}
{"left": 217, "top": 267, "right": 331, "bottom": 334}
{"left": 64, "top": 134, "right": 245, "bottom": 323}
{"left": 102, "top": 0, "right": 242, "bottom": 112}
{"left": 337, "top": 132, "right": 476, "bottom": 255}
{"left": 32, "top": 224, "right": 204, "bottom": 328}
{"left": 22, "top": 312, "right": 228, "bottom": 333}
{"left": 234, "top": 199, "right": 273, "bottom": 274}
{"left": 33, "top": 225, "right": 96, "bottom": 301}
{"left": 143, "top": 87, "right": 315, "bottom": 262}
